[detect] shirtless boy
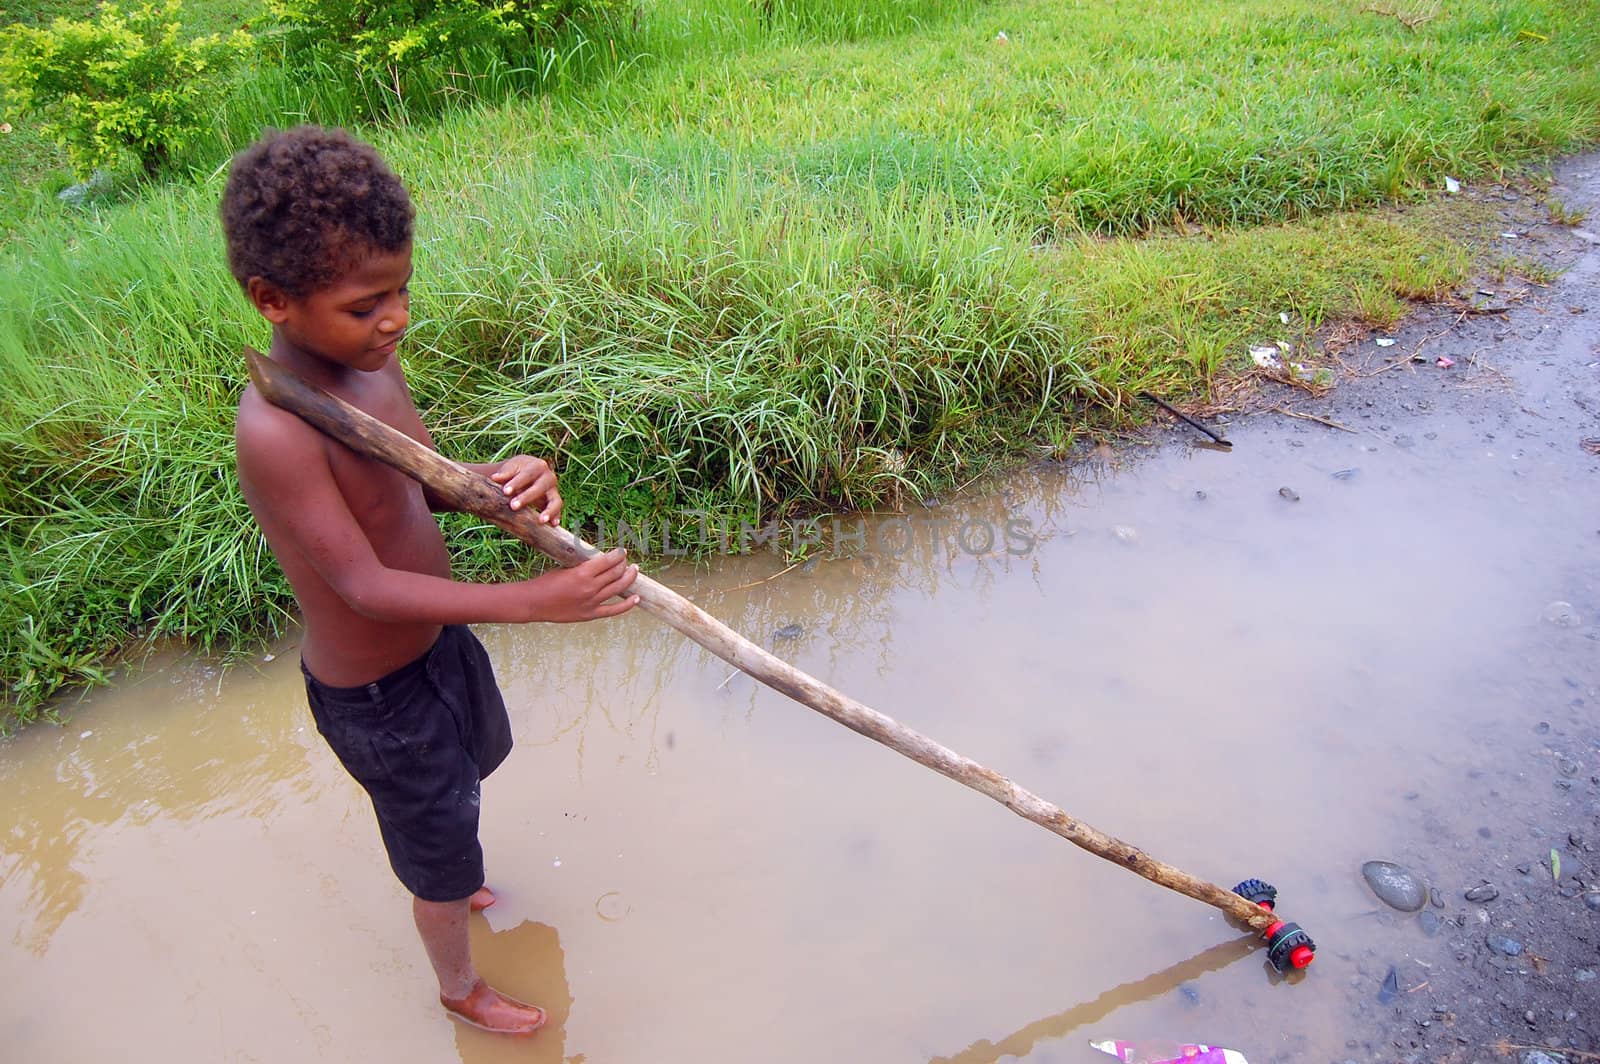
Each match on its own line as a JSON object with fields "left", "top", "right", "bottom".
{"left": 224, "top": 126, "right": 639, "bottom": 1035}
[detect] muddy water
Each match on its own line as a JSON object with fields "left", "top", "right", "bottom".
{"left": 3, "top": 373, "right": 1596, "bottom": 1062}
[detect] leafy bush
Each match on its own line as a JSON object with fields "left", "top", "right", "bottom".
{"left": 266, "top": 0, "right": 624, "bottom": 71}
{"left": 0, "top": 0, "right": 252, "bottom": 176}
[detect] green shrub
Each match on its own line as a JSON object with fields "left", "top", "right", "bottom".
{"left": 266, "top": 0, "right": 623, "bottom": 72}
{"left": 0, "top": 0, "right": 252, "bottom": 177}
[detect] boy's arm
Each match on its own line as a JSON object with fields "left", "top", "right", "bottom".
{"left": 237, "top": 405, "right": 636, "bottom": 625}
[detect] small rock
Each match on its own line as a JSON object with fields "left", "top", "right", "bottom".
{"left": 1575, "top": 969, "right": 1596, "bottom": 983}
{"left": 1519, "top": 1048, "right": 1564, "bottom": 1064}
{"left": 1556, "top": 757, "right": 1578, "bottom": 777}
{"left": 1524, "top": 1009, "right": 1537, "bottom": 1025}
{"left": 1194, "top": 490, "right": 1207, "bottom": 501}
{"left": 1544, "top": 601, "right": 1582, "bottom": 627}
{"left": 1535, "top": 721, "right": 1551, "bottom": 734}
{"left": 1464, "top": 883, "right": 1500, "bottom": 903}
{"left": 1583, "top": 892, "right": 1600, "bottom": 911}
{"left": 773, "top": 623, "right": 805, "bottom": 641}
{"left": 1418, "top": 911, "right": 1442, "bottom": 936}
{"left": 1488, "top": 934, "right": 1524, "bottom": 956}
{"left": 1378, "top": 966, "right": 1400, "bottom": 1004}
{"left": 1478, "top": 826, "right": 1493, "bottom": 839}
{"left": 1429, "top": 887, "right": 1443, "bottom": 908}
{"left": 1517, "top": 862, "right": 1532, "bottom": 875}
{"left": 1278, "top": 486, "right": 1300, "bottom": 502}
{"left": 1363, "top": 860, "right": 1429, "bottom": 911}
{"left": 1177, "top": 983, "right": 1200, "bottom": 1006}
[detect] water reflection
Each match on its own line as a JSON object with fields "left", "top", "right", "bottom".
{"left": 0, "top": 651, "right": 311, "bottom": 955}
{"left": 454, "top": 919, "right": 574, "bottom": 1064}
{"left": 929, "top": 936, "right": 1259, "bottom": 1064}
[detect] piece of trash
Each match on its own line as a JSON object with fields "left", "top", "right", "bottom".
{"left": 0, "top": 122, "right": 12, "bottom": 135}
{"left": 1091, "top": 1040, "right": 1248, "bottom": 1064}
{"left": 1378, "top": 966, "right": 1400, "bottom": 1004}
{"left": 1551, "top": 849, "right": 1561, "bottom": 880}
{"left": 1279, "top": 311, "right": 1290, "bottom": 324}
{"left": 1500, "top": 231, "right": 1520, "bottom": 239}
{"left": 1249, "top": 345, "right": 1281, "bottom": 369}
{"left": 1435, "top": 355, "right": 1455, "bottom": 368}
{"left": 1278, "top": 486, "right": 1300, "bottom": 502}
{"left": 1445, "top": 176, "right": 1461, "bottom": 193}
{"left": 553, "top": 858, "right": 562, "bottom": 868}
{"left": 80, "top": 730, "right": 93, "bottom": 739}
{"left": 1477, "top": 289, "right": 1496, "bottom": 298}
{"left": 263, "top": 653, "right": 276, "bottom": 662}
{"left": 1375, "top": 338, "right": 1397, "bottom": 347}
{"left": 994, "top": 30, "right": 1009, "bottom": 43}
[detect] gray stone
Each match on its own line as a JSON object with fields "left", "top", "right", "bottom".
{"left": 1575, "top": 969, "right": 1596, "bottom": 983}
{"left": 1418, "top": 911, "right": 1441, "bottom": 936}
{"left": 1464, "top": 883, "right": 1500, "bottom": 903}
{"left": 1521, "top": 1051, "right": 1566, "bottom": 1064}
{"left": 1488, "top": 934, "right": 1524, "bottom": 956}
{"left": 1584, "top": 892, "right": 1600, "bottom": 912}
{"left": 1362, "top": 860, "right": 1428, "bottom": 911}
{"left": 772, "top": 623, "right": 805, "bottom": 641}
{"left": 1278, "top": 486, "right": 1300, "bottom": 502}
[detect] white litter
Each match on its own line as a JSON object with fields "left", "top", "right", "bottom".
{"left": 263, "top": 653, "right": 276, "bottom": 662}
{"left": 1279, "top": 312, "right": 1290, "bottom": 324}
{"left": 1376, "top": 338, "right": 1397, "bottom": 347}
{"left": 1445, "top": 176, "right": 1461, "bottom": 193}
{"left": 1249, "top": 345, "right": 1281, "bottom": 369}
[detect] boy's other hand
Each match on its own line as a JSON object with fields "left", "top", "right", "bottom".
{"left": 529, "top": 548, "right": 640, "bottom": 623}
{"left": 490, "top": 455, "right": 562, "bottom": 524}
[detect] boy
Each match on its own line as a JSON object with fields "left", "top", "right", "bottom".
{"left": 224, "top": 126, "right": 640, "bottom": 1036}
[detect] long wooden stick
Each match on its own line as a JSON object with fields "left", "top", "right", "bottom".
{"left": 246, "top": 347, "right": 1282, "bottom": 931}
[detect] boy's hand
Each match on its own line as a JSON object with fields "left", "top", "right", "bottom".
{"left": 489, "top": 455, "right": 562, "bottom": 524}
{"left": 528, "top": 548, "right": 640, "bottom": 622}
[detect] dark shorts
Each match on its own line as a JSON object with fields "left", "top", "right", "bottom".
{"left": 302, "top": 625, "right": 514, "bottom": 902}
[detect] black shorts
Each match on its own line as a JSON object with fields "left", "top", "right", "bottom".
{"left": 302, "top": 625, "right": 514, "bottom": 902}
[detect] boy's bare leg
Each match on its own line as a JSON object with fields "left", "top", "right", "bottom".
{"left": 413, "top": 896, "right": 547, "bottom": 1034}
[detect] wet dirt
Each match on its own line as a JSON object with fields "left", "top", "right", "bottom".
{"left": 3, "top": 159, "right": 1598, "bottom": 1063}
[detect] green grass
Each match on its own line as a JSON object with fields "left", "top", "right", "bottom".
{"left": 2, "top": 0, "right": 1598, "bottom": 726}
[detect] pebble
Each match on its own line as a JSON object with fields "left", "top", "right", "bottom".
{"left": 1576, "top": 969, "right": 1597, "bottom": 983}
{"left": 1362, "top": 860, "right": 1428, "bottom": 911}
{"left": 1429, "top": 887, "right": 1444, "bottom": 908}
{"left": 1543, "top": 601, "right": 1582, "bottom": 627}
{"left": 1464, "top": 883, "right": 1500, "bottom": 903}
{"left": 773, "top": 623, "right": 805, "bottom": 641}
{"left": 1535, "top": 721, "right": 1551, "bottom": 734}
{"left": 1418, "top": 911, "right": 1441, "bottom": 936}
{"left": 1519, "top": 1049, "right": 1565, "bottom": 1064}
{"left": 1278, "top": 486, "right": 1300, "bottom": 502}
{"left": 1517, "top": 862, "right": 1532, "bottom": 875}
{"left": 1488, "top": 934, "right": 1524, "bottom": 956}
{"left": 1583, "top": 892, "right": 1600, "bottom": 912}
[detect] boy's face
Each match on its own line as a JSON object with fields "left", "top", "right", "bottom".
{"left": 249, "top": 244, "right": 413, "bottom": 373}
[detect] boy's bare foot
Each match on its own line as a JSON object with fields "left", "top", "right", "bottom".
{"left": 469, "top": 886, "right": 496, "bottom": 913}
{"left": 440, "top": 979, "right": 547, "bottom": 1035}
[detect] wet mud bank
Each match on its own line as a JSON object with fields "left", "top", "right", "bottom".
{"left": 1133, "top": 154, "right": 1600, "bottom": 1063}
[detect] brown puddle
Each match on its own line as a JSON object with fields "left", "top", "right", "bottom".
{"left": 3, "top": 386, "right": 1596, "bottom": 1063}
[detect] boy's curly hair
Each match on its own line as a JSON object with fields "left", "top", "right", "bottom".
{"left": 220, "top": 126, "right": 414, "bottom": 297}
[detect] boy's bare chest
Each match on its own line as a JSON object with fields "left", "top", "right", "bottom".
{"left": 324, "top": 381, "right": 434, "bottom": 534}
